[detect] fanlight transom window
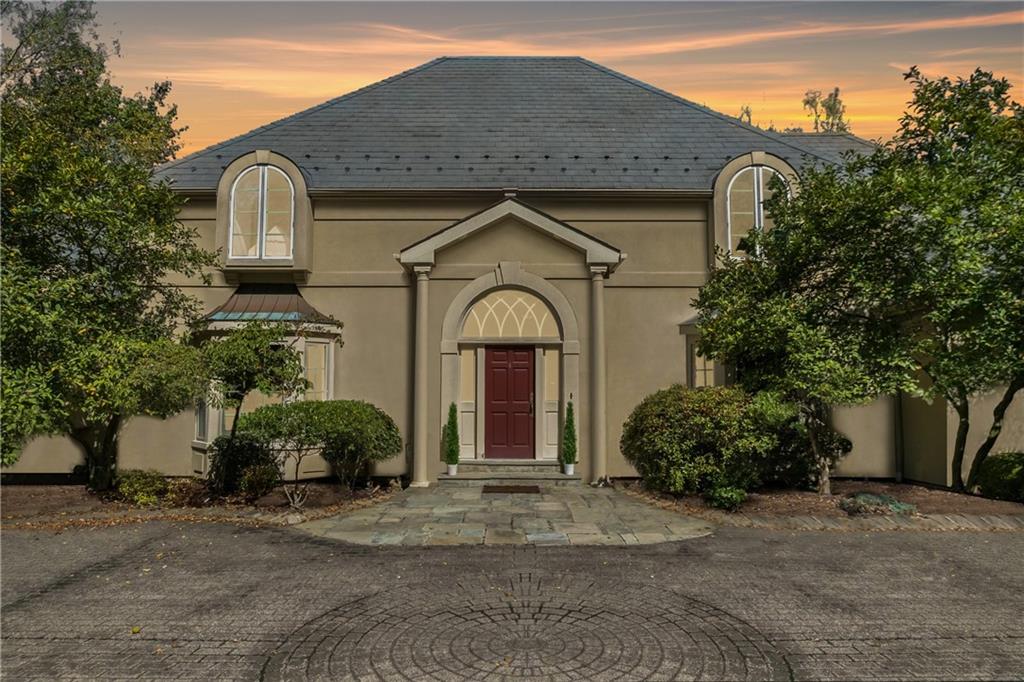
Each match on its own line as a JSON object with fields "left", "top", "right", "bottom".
{"left": 726, "top": 166, "right": 786, "bottom": 253}
{"left": 462, "top": 290, "right": 559, "bottom": 339}
{"left": 230, "top": 165, "right": 294, "bottom": 259}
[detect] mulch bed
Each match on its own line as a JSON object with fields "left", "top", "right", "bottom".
{"left": 0, "top": 481, "right": 394, "bottom": 532}
{"left": 621, "top": 479, "right": 1023, "bottom": 519}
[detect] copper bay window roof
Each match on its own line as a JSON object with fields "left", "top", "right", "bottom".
{"left": 204, "top": 283, "right": 335, "bottom": 324}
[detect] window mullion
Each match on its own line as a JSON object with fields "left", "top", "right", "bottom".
{"left": 257, "top": 166, "right": 267, "bottom": 259}
{"left": 753, "top": 167, "right": 763, "bottom": 230}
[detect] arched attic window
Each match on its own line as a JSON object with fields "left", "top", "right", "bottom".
{"left": 230, "top": 165, "right": 294, "bottom": 259}
{"left": 726, "top": 165, "right": 787, "bottom": 253}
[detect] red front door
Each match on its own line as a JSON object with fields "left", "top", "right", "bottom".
{"left": 485, "top": 346, "right": 535, "bottom": 459}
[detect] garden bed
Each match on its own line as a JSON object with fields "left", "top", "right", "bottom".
{"left": 621, "top": 479, "right": 1023, "bottom": 527}
{"left": 0, "top": 480, "right": 395, "bottom": 531}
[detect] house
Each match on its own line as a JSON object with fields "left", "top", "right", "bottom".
{"left": 8, "top": 57, "right": 1021, "bottom": 486}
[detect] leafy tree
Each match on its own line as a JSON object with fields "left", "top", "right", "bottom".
{"left": 738, "top": 104, "right": 752, "bottom": 125}
{"left": 199, "top": 322, "right": 309, "bottom": 443}
{"left": 0, "top": 1, "right": 216, "bottom": 487}
{"left": 702, "top": 67, "right": 1023, "bottom": 492}
{"left": 802, "top": 87, "right": 850, "bottom": 132}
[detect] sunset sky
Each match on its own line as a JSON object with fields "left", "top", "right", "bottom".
{"left": 95, "top": 2, "right": 1024, "bottom": 155}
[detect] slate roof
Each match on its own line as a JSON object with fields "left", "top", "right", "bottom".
{"left": 157, "top": 57, "right": 876, "bottom": 192}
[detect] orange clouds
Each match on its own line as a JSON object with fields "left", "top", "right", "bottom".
{"left": 96, "top": 3, "right": 1023, "bottom": 154}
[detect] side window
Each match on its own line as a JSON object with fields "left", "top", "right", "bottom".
{"left": 194, "top": 398, "right": 208, "bottom": 442}
{"left": 687, "top": 337, "right": 715, "bottom": 388}
{"left": 727, "top": 166, "right": 786, "bottom": 254}
{"left": 304, "top": 341, "right": 329, "bottom": 401}
{"left": 229, "top": 165, "right": 294, "bottom": 259}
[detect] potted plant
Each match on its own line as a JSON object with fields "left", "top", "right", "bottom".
{"left": 560, "top": 400, "right": 578, "bottom": 475}
{"left": 443, "top": 402, "right": 460, "bottom": 475}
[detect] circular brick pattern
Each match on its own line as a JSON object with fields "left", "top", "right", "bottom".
{"left": 263, "top": 571, "right": 789, "bottom": 680}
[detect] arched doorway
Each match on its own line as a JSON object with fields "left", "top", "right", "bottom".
{"left": 440, "top": 263, "right": 580, "bottom": 461}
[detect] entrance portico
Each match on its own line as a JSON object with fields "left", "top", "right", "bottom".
{"left": 398, "top": 198, "right": 624, "bottom": 485}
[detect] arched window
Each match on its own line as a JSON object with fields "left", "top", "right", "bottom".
{"left": 230, "top": 165, "right": 294, "bottom": 259}
{"left": 726, "top": 166, "right": 786, "bottom": 253}
{"left": 461, "top": 289, "right": 560, "bottom": 339}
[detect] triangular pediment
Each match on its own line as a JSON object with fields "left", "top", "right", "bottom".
{"left": 398, "top": 198, "right": 624, "bottom": 268}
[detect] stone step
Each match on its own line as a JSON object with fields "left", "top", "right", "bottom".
{"left": 458, "top": 459, "right": 562, "bottom": 474}
{"left": 437, "top": 471, "right": 582, "bottom": 487}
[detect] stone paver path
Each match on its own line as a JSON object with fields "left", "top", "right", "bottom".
{"left": 297, "top": 485, "right": 712, "bottom": 545}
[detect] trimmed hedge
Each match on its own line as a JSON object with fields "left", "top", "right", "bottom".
{"left": 977, "top": 451, "right": 1024, "bottom": 503}
{"left": 207, "top": 432, "right": 276, "bottom": 495}
{"left": 620, "top": 385, "right": 832, "bottom": 495}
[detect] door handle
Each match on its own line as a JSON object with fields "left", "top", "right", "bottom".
{"left": 529, "top": 391, "right": 535, "bottom": 417}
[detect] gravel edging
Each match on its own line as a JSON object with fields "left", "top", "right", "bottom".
{"left": 1, "top": 489, "right": 393, "bottom": 532}
{"left": 621, "top": 486, "right": 1024, "bottom": 532}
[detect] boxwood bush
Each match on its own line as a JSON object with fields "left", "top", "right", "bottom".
{"left": 620, "top": 385, "right": 827, "bottom": 495}
{"left": 207, "top": 432, "right": 276, "bottom": 495}
{"left": 114, "top": 469, "right": 168, "bottom": 506}
{"left": 318, "top": 400, "right": 403, "bottom": 487}
{"left": 977, "top": 451, "right": 1024, "bottom": 502}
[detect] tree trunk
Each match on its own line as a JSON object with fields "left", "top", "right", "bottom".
{"left": 228, "top": 393, "right": 246, "bottom": 445}
{"left": 809, "top": 424, "right": 831, "bottom": 496}
{"left": 965, "top": 376, "right": 1024, "bottom": 490}
{"left": 70, "top": 415, "right": 122, "bottom": 491}
{"left": 950, "top": 390, "right": 970, "bottom": 492}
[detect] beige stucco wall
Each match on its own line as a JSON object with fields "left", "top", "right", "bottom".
{"left": 13, "top": 187, "right": 997, "bottom": 486}
{"left": 832, "top": 397, "right": 897, "bottom": 478}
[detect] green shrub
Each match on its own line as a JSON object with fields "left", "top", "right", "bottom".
{"left": 318, "top": 400, "right": 403, "bottom": 487}
{"left": 207, "top": 432, "right": 276, "bottom": 495}
{"left": 620, "top": 385, "right": 821, "bottom": 495}
{"left": 164, "top": 478, "right": 209, "bottom": 507}
{"left": 705, "top": 486, "right": 747, "bottom": 511}
{"left": 977, "top": 452, "right": 1024, "bottom": 502}
{"left": 443, "top": 403, "right": 460, "bottom": 466}
{"left": 240, "top": 400, "right": 402, "bottom": 490}
{"left": 114, "top": 469, "right": 168, "bottom": 506}
{"left": 239, "top": 463, "right": 280, "bottom": 501}
{"left": 560, "top": 401, "right": 578, "bottom": 465}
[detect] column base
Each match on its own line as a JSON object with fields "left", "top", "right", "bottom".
{"left": 408, "top": 480, "right": 432, "bottom": 488}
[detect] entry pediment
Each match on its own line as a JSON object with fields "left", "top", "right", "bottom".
{"left": 398, "top": 198, "right": 624, "bottom": 269}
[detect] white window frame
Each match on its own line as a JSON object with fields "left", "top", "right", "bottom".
{"left": 725, "top": 165, "right": 786, "bottom": 255}
{"left": 228, "top": 165, "right": 295, "bottom": 260}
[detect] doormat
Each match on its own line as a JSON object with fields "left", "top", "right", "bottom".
{"left": 482, "top": 485, "right": 541, "bottom": 494}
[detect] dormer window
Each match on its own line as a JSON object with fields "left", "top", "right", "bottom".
{"left": 230, "top": 165, "right": 294, "bottom": 259}
{"left": 726, "top": 165, "right": 786, "bottom": 253}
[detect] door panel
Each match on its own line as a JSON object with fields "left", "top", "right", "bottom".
{"left": 485, "top": 346, "right": 535, "bottom": 458}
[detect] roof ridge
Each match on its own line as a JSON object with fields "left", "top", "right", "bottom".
{"left": 574, "top": 57, "right": 835, "bottom": 164}
{"left": 158, "top": 57, "right": 450, "bottom": 173}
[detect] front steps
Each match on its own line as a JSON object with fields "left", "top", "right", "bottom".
{"left": 438, "top": 459, "right": 581, "bottom": 487}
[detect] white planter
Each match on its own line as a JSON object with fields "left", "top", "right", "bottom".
{"left": 447, "top": 464, "right": 458, "bottom": 476}
{"left": 563, "top": 462, "right": 575, "bottom": 476}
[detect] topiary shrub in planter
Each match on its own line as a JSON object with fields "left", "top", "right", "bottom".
{"left": 318, "top": 400, "right": 403, "bottom": 488}
{"left": 976, "top": 451, "right": 1024, "bottom": 502}
{"left": 620, "top": 385, "right": 809, "bottom": 495}
{"left": 207, "top": 432, "right": 276, "bottom": 495}
{"left": 114, "top": 469, "right": 168, "bottom": 506}
{"left": 560, "top": 401, "right": 578, "bottom": 475}
{"left": 443, "top": 402, "right": 460, "bottom": 475}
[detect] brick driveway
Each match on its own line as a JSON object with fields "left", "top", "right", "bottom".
{"left": 2, "top": 521, "right": 1022, "bottom": 680}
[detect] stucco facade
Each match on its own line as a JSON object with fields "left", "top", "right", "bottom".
{"left": 7, "top": 57, "right": 1020, "bottom": 486}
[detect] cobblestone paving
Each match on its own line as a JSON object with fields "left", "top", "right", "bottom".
{"left": 3, "top": 522, "right": 1023, "bottom": 680}
{"left": 297, "top": 485, "right": 713, "bottom": 545}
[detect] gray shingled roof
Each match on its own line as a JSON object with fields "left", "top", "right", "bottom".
{"left": 156, "top": 57, "right": 876, "bottom": 192}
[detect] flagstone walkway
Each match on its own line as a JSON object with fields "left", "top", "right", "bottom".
{"left": 296, "top": 485, "right": 713, "bottom": 546}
